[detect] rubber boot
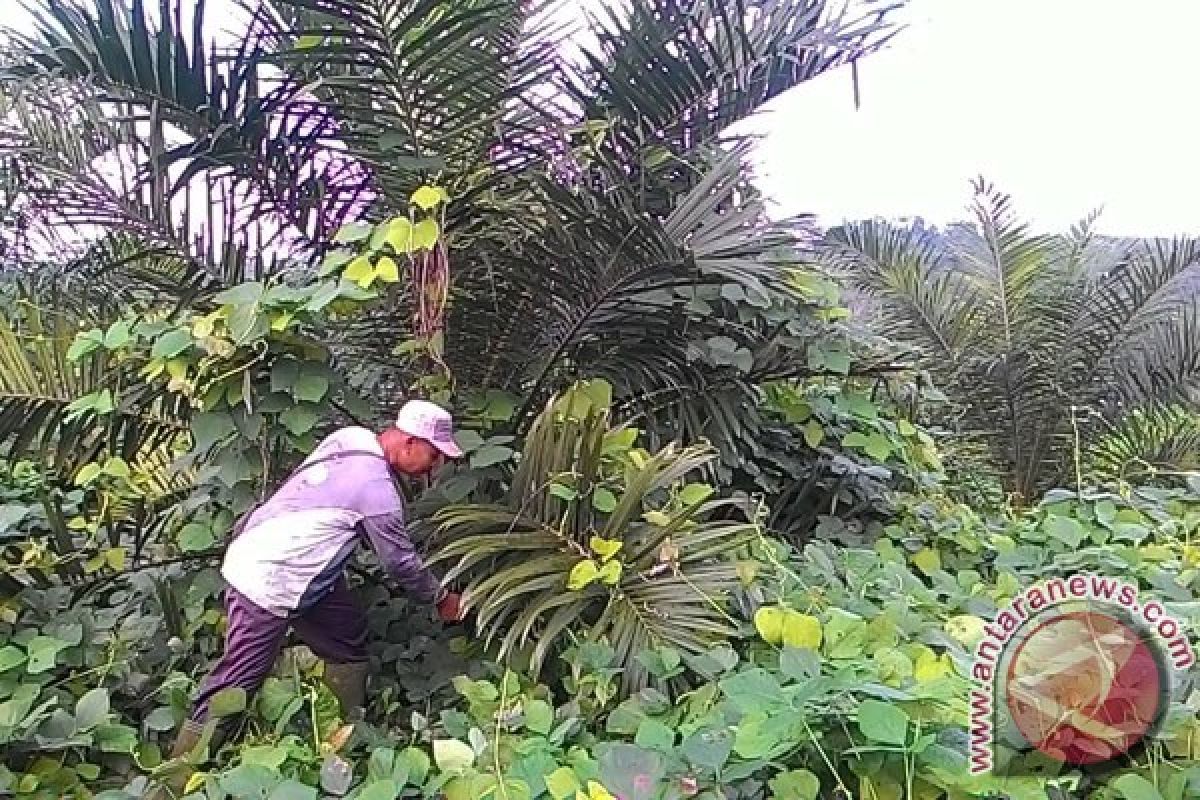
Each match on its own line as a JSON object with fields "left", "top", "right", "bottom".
{"left": 144, "top": 719, "right": 207, "bottom": 799}
{"left": 323, "top": 661, "right": 368, "bottom": 721}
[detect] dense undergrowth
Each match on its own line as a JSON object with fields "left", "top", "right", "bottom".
{"left": 1, "top": 1, "right": 1199, "bottom": 798}
{"left": 1, "top": 389, "right": 1199, "bottom": 799}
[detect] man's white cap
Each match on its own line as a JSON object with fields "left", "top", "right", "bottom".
{"left": 395, "top": 399, "right": 463, "bottom": 458}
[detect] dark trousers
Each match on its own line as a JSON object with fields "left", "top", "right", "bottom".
{"left": 189, "top": 578, "right": 368, "bottom": 723}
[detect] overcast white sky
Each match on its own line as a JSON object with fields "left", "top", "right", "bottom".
{"left": 748, "top": 0, "right": 1200, "bottom": 236}
{"left": 12, "top": 0, "right": 1200, "bottom": 237}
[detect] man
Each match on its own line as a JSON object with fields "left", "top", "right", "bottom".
{"left": 161, "top": 399, "right": 464, "bottom": 769}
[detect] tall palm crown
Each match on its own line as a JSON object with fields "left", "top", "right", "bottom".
{"left": 0, "top": 0, "right": 903, "bottom": 462}
{"left": 827, "top": 179, "right": 1200, "bottom": 501}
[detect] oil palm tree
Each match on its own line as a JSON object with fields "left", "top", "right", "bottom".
{"left": 0, "top": 0, "right": 903, "bottom": 464}
{"left": 827, "top": 178, "right": 1200, "bottom": 501}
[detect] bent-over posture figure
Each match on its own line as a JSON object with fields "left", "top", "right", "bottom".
{"left": 156, "top": 400, "right": 463, "bottom": 792}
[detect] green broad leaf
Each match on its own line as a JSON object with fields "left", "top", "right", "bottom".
{"left": 293, "top": 371, "right": 330, "bottom": 404}
{"left": 227, "top": 303, "right": 269, "bottom": 343}
{"left": 280, "top": 405, "right": 319, "bottom": 436}
{"left": 1111, "top": 774, "right": 1164, "bottom": 800}
{"left": 75, "top": 462, "right": 103, "bottom": 486}
{"left": 269, "top": 358, "right": 300, "bottom": 393}
{"left": 269, "top": 781, "right": 317, "bottom": 800}
{"left": 733, "top": 712, "right": 775, "bottom": 759}
{"left": 242, "top": 744, "right": 289, "bottom": 770}
{"left": 304, "top": 281, "right": 345, "bottom": 312}
{"left": 0, "top": 646, "right": 26, "bottom": 672}
{"left": 824, "top": 349, "right": 851, "bottom": 374}
{"left": 768, "top": 769, "right": 821, "bottom": 800}
{"left": 26, "top": 636, "right": 67, "bottom": 674}
{"left": 897, "top": 419, "right": 917, "bottom": 436}
{"left": 823, "top": 608, "right": 868, "bottom": 659}
{"left": 452, "top": 429, "right": 485, "bottom": 453}
{"left": 0, "top": 684, "right": 39, "bottom": 727}
{"left": 67, "top": 329, "right": 104, "bottom": 361}
{"left": 220, "top": 764, "right": 278, "bottom": 796}
{"left": 396, "top": 747, "right": 430, "bottom": 786}
{"left": 151, "top": 328, "right": 192, "bottom": 359}
{"left": 145, "top": 707, "right": 176, "bottom": 732}
{"left": 549, "top": 483, "right": 578, "bottom": 502}
{"left": 718, "top": 669, "right": 785, "bottom": 714}
{"left": 74, "top": 688, "right": 110, "bottom": 729}
{"left": 1043, "top": 515, "right": 1086, "bottom": 547}
{"left": 208, "top": 687, "right": 247, "bottom": 718}
{"left": 803, "top": 419, "right": 824, "bottom": 448}
{"left": 102, "top": 456, "right": 130, "bottom": 478}
{"left": 681, "top": 727, "right": 733, "bottom": 772}
{"left": 779, "top": 647, "right": 820, "bottom": 682}
{"left": 412, "top": 218, "right": 440, "bottom": 250}
{"left": 592, "top": 488, "right": 618, "bottom": 513}
{"left": 470, "top": 444, "right": 513, "bottom": 469}
{"left": 841, "top": 431, "right": 871, "bottom": 449}
{"left": 863, "top": 432, "right": 893, "bottom": 461}
{"left": 567, "top": 559, "right": 600, "bottom": 591}
{"left": 318, "top": 249, "right": 355, "bottom": 276}
{"left": 523, "top": 700, "right": 554, "bottom": 735}
{"left": 178, "top": 523, "right": 215, "bottom": 553}
{"left": 103, "top": 320, "right": 132, "bottom": 349}
{"left": 411, "top": 186, "right": 449, "bottom": 210}
{"left": 678, "top": 483, "right": 714, "bottom": 507}
{"left": 191, "top": 411, "right": 237, "bottom": 453}
{"left": 358, "top": 780, "right": 400, "bottom": 800}
{"left": 634, "top": 719, "right": 675, "bottom": 751}
{"left": 1094, "top": 499, "right": 1119, "bottom": 526}
{"left": 333, "top": 222, "right": 373, "bottom": 243}
{"left": 432, "top": 739, "right": 475, "bottom": 774}
{"left": 93, "top": 723, "right": 138, "bottom": 753}
{"left": 544, "top": 767, "right": 580, "bottom": 800}
{"left": 857, "top": 698, "right": 910, "bottom": 745}
{"left": 213, "top": 282, "right": 266, "bottom": 307}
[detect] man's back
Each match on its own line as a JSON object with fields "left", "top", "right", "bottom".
{"left": 222, "top": 427, "right": 404, "bottom": 616}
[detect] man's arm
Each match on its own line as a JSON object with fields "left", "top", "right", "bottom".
{"left": 359, "top": 512, "right": 446, "bottom": 604}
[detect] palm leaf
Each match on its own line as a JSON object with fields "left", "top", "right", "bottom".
{"left": 429, "top": 386, "right": 758, "bottom": 695}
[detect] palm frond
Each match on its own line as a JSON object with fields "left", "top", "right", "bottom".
{"left": 430, "top": 387, "right": 759, "bottom": 694}
{"left": 0, "top": 290, "right": 189, "bottom": 474}
{"left": 1086, "top": 404, "right": 1200, "bottom": 483}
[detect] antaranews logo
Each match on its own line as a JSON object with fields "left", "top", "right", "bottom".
{"left": 968, "top": 573, "right": 1194, "bottom": 775}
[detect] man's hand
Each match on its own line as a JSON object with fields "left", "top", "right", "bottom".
{"left": 436, "top": 592, "right": 464, "bottom": 623}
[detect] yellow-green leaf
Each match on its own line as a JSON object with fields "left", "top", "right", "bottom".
{"left": 184, "top": 772, "right": 207, "bottom": 795}
{"left": 589, "top": 536, "right": 622, "bottom": 562}
{"left": 945, "top": 615, "right": 987, "bottom": 648}
{"left": 545, "top": 767, "right": 580, "bottom": 800}
{"left": 898, "top": 419, "right": 917, "bottom": 436}
{"left": 597, "top": 560, "right": 622, "bottom": 586}
{"left": 643, "top": 510, "right": 671, "bottom": 527}
{"left": 386, "top": 218, "right": 414, "bottom": 253}
{"left": 910, "top": 547, "right": 942, "bottom": 575}
{"left": 781, "top": 611, "right": 822, "bottom": 650}
{"left": 913, "top": 646, "right": 955, "bottom": 682}
{"left": 411, "top": 185, "right": 449, "bottom": 210}
{"left": 586, "top": 783, "right": 615, "bottom": 800}
{"left": 754, "top": 606, "right": 785, "bottom": 645}
{"left": 412, "top": 218, "right": 440, "bottom": 250}
{"left": 376, "top": 255, "right": 400, "bottom": 283}
{"left": 104, "top": 548, "right": 125, "bottom": 571}
{"left": 345, "top": 256, "right": 375, "bottom": 288}
{"left": 567, "top": 559, "right": 600, "bottom": 591}
{"left": 803, "top": 419, "right": 824, "bottom": 448}
{"left": 432, "top": 739, "right": 475, "bottom": 774}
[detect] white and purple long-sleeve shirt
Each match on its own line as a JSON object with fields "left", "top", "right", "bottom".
{"left": 221, "top": 426, "right": 444, "bottom": 617}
